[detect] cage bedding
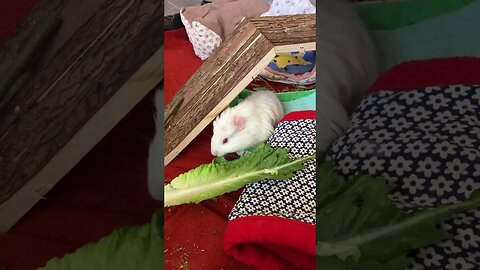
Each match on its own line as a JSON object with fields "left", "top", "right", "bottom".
{"left": 2, "top": 0, "right": 480, "bottom": 269}
{"left": 165, "top": 26, "right": 314, "bottom": 269}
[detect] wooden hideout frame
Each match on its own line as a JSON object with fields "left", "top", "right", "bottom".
{"left": 0, "top": 0, "right": 163, "bottom": 232}
{"left": 164, "top": 13, "right": 316, "bottom": 165}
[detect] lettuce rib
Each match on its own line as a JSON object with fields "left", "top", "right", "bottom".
{"left": 315, "top": 161, "right": 480, "bottom": 269}
{"left": 164, "top": 144, "right": 316, "bottom": 207}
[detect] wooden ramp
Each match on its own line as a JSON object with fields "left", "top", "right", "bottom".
{"left": 164, "top": 13, "right": 316, "bottom": 165}
{"left": 0, "top": 0, "right": 164, "bottom": 232}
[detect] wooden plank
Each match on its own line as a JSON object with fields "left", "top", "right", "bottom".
{"left": 0, "top": 0, "right": 164, "bottom": 227}
{"left": 0, "top": 0, "right": 110, "bottom": 108}
{"left": 250, "top": 14, "right": 316, "bottom": 46}
{"left": 0, "top": 0, "right": 65, "bottom": 108}
{"left": 164, "top": 14, "right": 316, "bottom": 165}
{"left": 0, "top": 48, "right": 163, "bottom": 232}
{"left": 164, "top": 48, "right": 276, "bottom": 165}
{"left": 275, "top": 42, "right": 316, "bottom": 53}
{"left": 163, "top": 21, "right": 271, "bottom": 165}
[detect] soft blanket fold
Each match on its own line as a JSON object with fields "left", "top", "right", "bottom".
{"left": 327, "top": 57, "right": 480, "bottom": 270}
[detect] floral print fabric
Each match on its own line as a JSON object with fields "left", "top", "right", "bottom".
{"left": 229, "top": 117, "right": 316, "bottom": 225}
{"left": 327, "top": 84, "right": 480, "bottom": 269}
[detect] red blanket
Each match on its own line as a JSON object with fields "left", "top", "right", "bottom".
{"left": 163, "top": 28, "right": 251, "bottom": 270}
{"left": 224, "top": 110, "right": 316, "bottom": 270}
{"left": 368, "top": 57, "right": 480, "bottom": 93}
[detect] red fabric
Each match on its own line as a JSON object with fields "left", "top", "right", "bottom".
{"left": 224, "top": 216, "right": 316, "bottom": 270}
{"left": 0, "top": 3, "right": 160, "bottom": 270}
{"left": 281, "top": 110, "right": 316, "bottom": 121}
{"left": 164, "top": 28, "right": 204, "bottom": 105}
{"left": 368, "top": 57, "right": 480, "bottom": 94}
{"left": 223, "top": 110, "right": 316, "bottom": 270}
{"left": 0, "top": 0, "right": 37, "bottom": 43}
{"left": 163, "top": 28, "right": 252, "bottom": 270}
{"left": 0, "top": 92, "right": 161, "bottom": 270}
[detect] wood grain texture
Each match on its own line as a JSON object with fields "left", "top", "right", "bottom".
{"left": 0, "top": 0, "right": 164, "bottom": 206}
{"left": 0, "top": 0, "right": 67, "bottom": 108}
{"left": 274, "top": 42, "right": 316, "bottom": 53}
{"left": 0, "top": 0, "right": 112, "bottom": 109}
{"left": 0, "top": 47, "right": 163, "bottom": 232}
{"left": 164, "top": 14, "right": 316, "bottom": 164}
{"left": 250, "top": 14, "right": 316, "bottom": 46}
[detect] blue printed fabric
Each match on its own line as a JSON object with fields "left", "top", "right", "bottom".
{"left": 267, "top": 51, "right": 316, "bottom": 74}
{"left": 229, "top": 116, "right": 316, "bottom": 225}
{"left": 327, "top": 84, "right": 480, "bottom": 270}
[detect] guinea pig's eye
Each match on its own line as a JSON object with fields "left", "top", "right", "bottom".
{"left": 222, "top": 138, "right": 228, "bottom": 144}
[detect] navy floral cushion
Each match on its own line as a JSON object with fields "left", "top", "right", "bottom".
{"left": 327, "top": 84, "right": 480, "bottom": 270}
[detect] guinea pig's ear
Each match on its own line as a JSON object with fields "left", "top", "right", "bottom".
{"left": 232, "top": 115, "right": 246, "bottom": 132}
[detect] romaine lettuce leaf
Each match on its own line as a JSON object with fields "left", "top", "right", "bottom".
{"left": 316, "top": 161, "right": 480, "bottom": 269}
{"left": 39, "top": 210, "right": 163, "bottom": 270}
{"left": 164, "top": 143, "right": 315, "bottom": 207}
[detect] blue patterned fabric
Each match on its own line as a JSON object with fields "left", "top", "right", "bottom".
{"left": 229, "top": 116, "right": 316, "bottom": 225}
{"left": 267, "top": 51, "right": 316, "bottom": 74}
{"left": 327, "top": 84, "right": 480, "bottom": 269}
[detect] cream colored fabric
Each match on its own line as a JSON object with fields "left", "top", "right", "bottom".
{"left": 261, "top": 0, "right": 315, "bottom": 17}
{"left": 180, "top": 0, "right": 270, "bottom": 60}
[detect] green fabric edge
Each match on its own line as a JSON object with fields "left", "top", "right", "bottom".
{"left": 356, "top": 0, "right": 477, "bottom": 30}
{"left": 229, "top": 89, "right": 316, "bottom": 107}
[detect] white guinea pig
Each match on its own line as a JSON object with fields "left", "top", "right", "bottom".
{"left": 147, "top": 88, "right": 163, "bottom": 201}
{"left": 210, "top": 90, "right": 284, "bottom": 157}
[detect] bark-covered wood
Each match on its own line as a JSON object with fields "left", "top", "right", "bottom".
{"left": 164, "top": 14, "right": 316, "bottom": 164}
{"left": 0, "top": 0, "right": 163, "bottom": 205}
{"left": 0, "top": 16, "right": 62, "bottom": 103}
{"left": 0, "top": 0, "right": 109, "bottom": 108}
{"left": 164, "top": 21, "right": 274, "bottom": 164}
{"left": 250, "top": 14, "right": 316, "bottom": 47}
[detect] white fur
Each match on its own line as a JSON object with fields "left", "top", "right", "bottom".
{"left": 316, "top": 0, "right": 378, "bottom": 151}
{"left": 147, "top": 89, "right": 163, "bottom": 200}
{"left": 211, "top": 91, "right": 284, "bottom": 157}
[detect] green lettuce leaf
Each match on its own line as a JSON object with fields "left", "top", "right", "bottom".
{"left": 316, "top": 161, "right": 480, "bottom": 269}
{"left": 39, "top": 210, "right": 164, "bottom": 270}
{"left": 165, "top": 143, "right": 315, "bottom": 207}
